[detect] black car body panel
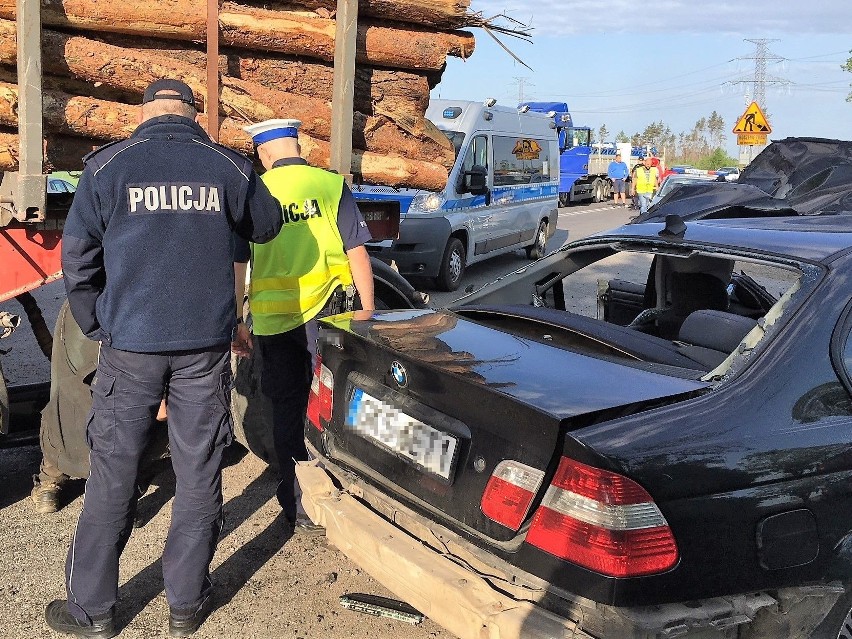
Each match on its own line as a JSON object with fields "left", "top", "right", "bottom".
{"left": 303, "top": 214, "right": 852, "bottom": 637}
{"left": 738, "top": 137, "right": 852, "bottom": 213}
{"left": 608, "top": 215, "right": 852, "bottom": 261}
{"left": 636, "top": 137, "right": 852, "bottom": 223}
{"left": 337, "top": 308, "right": 709, "bottom": 418}
{"left": 313, "top": 308, "right": 707, "bottom": 543}
{"left": 639, "top": 182, "right": 796, "bottom": 222}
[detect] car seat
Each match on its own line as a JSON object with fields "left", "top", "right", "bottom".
{"left": 656, "top": 271, "right": 730, "bottom": 339}
{"left": 629, "top": 255, "right": 734, "bottom": 339}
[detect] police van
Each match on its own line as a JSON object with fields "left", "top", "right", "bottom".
{"left": 353, "top": 99, "right": 559, "bottom": 291}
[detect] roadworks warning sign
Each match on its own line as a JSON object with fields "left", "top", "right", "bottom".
{"left": 733, "top": 102, "right": 772, "bottom": 135}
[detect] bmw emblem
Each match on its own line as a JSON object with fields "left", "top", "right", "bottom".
{"left": 390, "top": 361, "right": 408, "bottom": 388}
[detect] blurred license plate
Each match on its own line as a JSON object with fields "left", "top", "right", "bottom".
{"left": 345, "top": 388, "right": 457, "bottom": 479}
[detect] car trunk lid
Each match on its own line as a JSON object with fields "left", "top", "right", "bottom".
{"left": 313, "top": 309, "right": 708, "bottom": 543}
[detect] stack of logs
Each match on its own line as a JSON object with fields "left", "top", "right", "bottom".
{"left": 0, "top": 0, "right": 479, "bottom": 190}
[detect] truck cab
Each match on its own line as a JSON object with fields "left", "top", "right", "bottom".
{"left": 522, "top": 101, "right": 650, "bottom": 207}
{"left": 521, "top": 101, "right": 600, "bottom": 206}
{"left": 558, "top": 121, "right": 598, "bottom": 203}
{"left": 352, "top": 99, "right": 559, "bottom": 292}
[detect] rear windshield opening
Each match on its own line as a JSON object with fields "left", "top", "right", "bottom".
{"left": 458, "top": 246, "right": 803, "bottom": 378}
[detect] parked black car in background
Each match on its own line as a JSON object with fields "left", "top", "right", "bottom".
{"left": 297, "top": 213, "right": 852, "bottom": 639}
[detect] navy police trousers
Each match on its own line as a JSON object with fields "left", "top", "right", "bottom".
{"left": 256, "top": 318, "right": 318, "bottom": 523}
{"left": 65, "top": 345, "right": 232, "bottom": 622}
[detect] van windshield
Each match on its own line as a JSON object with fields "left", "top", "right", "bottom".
{"left": 442, "top": 131, "right": 466, "bottom": 159}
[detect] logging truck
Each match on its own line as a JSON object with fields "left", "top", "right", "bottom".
{"left": 0, "top": 0, "right": 441, "bottom": 465}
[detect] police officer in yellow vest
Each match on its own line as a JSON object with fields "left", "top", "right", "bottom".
{"left": 631, "top": 155, "right": 660, "bottom": 216}
{"left": 234, "top": 119, "right": 375, "bottom": 529}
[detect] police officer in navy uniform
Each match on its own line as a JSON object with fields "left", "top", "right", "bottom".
{"left": 45, "top": 79, "right": 283, "bottom": 639}
{"left": 232, "top": 119, "right": 374, "bottom": 530}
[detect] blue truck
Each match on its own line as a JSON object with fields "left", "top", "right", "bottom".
{"left": 520, "top": 102, "right": 647, "bottom": 207}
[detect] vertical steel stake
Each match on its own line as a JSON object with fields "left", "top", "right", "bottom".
{"left": 12, "top": 0, "right": 46, "bottom": 220}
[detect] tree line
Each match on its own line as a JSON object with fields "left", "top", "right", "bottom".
{"left": 593, "top": 110, "right": 737, "bottom": 168}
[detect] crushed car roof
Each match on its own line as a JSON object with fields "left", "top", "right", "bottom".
{"left": 591, "top": 215, "right": 852, "bottom": 263}
{"left": 635, "top": 137, "right": 852, "bottom": 222}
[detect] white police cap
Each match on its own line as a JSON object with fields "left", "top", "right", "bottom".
{"left": 243, "top": 119, "right": 302, "bottom": 145}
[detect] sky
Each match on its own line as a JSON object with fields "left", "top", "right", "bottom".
{"left": 431, "top": 0, "right": 852, "bottom": 159}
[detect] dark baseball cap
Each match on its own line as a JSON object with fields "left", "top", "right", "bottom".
{"left": 142, "top": 79, "right": 196, "bottom": 107}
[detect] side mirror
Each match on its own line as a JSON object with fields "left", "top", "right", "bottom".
{"left": 466, "top": 165, "right": 488, "bottom": 196}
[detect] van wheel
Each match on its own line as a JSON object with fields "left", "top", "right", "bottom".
{"left": 558, "top": 193, "right": 570, "bottom": 208}
{"left": 436, "top": 238, "right": 465, "bottom": 292}
{"left": 526, "top": 220, "right": 548, "bottom": 260}
{"left": 810, "top": 587, "right": 852, "bottom": 638}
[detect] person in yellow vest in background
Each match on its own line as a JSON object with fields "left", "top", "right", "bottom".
{"left": 631, "top": 155, "right": 660, "bottom": 216}
{"left": 233, "top": 118, "right": 375, "bottom": 532}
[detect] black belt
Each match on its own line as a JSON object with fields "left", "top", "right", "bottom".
{"left": 319, "top": 287, "right": 347, "bottom": 318}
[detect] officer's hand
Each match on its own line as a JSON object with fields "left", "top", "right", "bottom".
{"left": 232, "top": 323, "right": 253, "bottom": 358}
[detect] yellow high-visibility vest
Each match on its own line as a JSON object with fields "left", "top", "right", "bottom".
{"left": 249, "top": 164, "right": 353, "bottom": 335}
{"left": 634, "top": 166, "right": 658, "bottom": 194}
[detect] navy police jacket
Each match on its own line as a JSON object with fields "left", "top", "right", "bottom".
{"left": 62, "top": 115, "right": 282, "bottom": 353}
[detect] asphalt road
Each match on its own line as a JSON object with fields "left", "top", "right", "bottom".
{"left": 425, "top": 201, "right": 634, "bottom": 308}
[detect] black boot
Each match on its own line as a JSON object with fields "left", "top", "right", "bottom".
{"left": 44, "top": 600, "right": 116, "bottom": 639}
{"left": 169, "top": 593, "right": 214, "bottom": 637}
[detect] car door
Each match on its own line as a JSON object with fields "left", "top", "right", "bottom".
{"left": 453, "top": 134, "right": 492, "bottom": 258}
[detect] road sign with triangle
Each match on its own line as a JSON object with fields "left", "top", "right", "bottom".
{"left": 732, "top": 101, "right": 772, "bottom": 135}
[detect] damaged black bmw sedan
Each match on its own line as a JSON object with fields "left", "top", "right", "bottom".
{"left": 297, "top": 214, "right": 852, "bottom": 639}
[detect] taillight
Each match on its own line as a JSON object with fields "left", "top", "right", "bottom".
{"left": 481, "top": 460, "right": 545, "bottom": 530}
{"left": 306, "top": 357, "right": 333, "bottom": 432}
{"left": 526, "top": 457, "right": 678, "bottom": 577}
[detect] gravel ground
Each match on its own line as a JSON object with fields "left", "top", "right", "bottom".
{"left": 1, "top": 284, "right": 456, "bottom": 638}
{"left": 0, "top": 440, "right": 457, "bottom": 639}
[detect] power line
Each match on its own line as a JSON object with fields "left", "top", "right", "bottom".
{"left": 786, "top": 51, "right": 849, "bottom": 61}
{"left": 547, "top": 70, "right": 741, "bottom": 100}
{"left": 530, "top": 49, "right": 842, "bottom": 105}
{"left": 501, "top": 46, "right": 844, "bottom": 137}
{"left": 562, "top": 60, "right": 736, "bottom": 97}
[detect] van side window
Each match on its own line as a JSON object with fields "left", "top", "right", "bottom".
{"left": 461, "top": 135, "right": 488, "bottom": 173}
{"left": 458, "top": 135, "right": 488, "bottom": 193}
{"left": 493, "top": 136, "right": 552, "bottom": 186}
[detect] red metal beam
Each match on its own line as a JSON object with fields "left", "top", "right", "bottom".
{"left": 0, "top": 227, "right": 63, "bottom": 303}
